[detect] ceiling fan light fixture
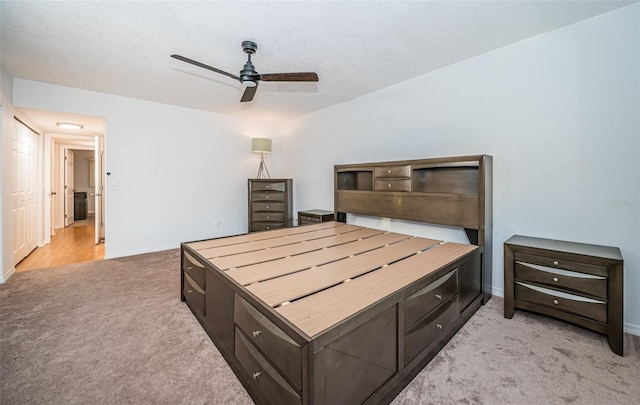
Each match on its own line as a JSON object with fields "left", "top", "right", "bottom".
{"left": 242, "top": 80, "right": 257, "bottom": 87}
{"left": 56, "top": 122, "right": 84, "bottom": 130}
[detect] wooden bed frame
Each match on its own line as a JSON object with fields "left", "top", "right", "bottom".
{"left": 180, "top": 155, "right": 492, "bottom": 405}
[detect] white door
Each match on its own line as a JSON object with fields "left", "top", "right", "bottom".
{"left": 64, "top": 149, "right": 75, "bottom": 226}
{"left": 12, "top": 119, "right": 39, "bottom": 264}
{"left": 94, "top": 136, "right": 105, "bottom": 244}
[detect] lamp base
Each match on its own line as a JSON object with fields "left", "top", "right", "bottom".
{"left": 256, "top": 153, "right": 270, "bottom": 179}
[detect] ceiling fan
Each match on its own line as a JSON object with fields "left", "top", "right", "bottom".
{"left": 171, "top": 41, "right": 319, "bottom": 102}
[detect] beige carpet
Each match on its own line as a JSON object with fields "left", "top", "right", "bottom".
{"left": 1, "top": 249, "right": 638, "bottom": 404}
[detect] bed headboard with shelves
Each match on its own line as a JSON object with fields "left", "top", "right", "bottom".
{"left": 334, "top": 154, "right": 493, "bottom": 302}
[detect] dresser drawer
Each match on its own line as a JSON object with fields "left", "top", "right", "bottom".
{"left": 183, "top": 251, "right": 205, "bottom": 290}
{"left": 404, "top": 295, "right": 458, "bottom": 365}
{"left": 515, "top": 282, "right": 606, "bottom": 323}
{"left": 404, "top": 269, "right": 458, "bottom": 331}
{"left": 252, "top": 222, "right": 285, "bottom": 232}
{"left": 251, "top": 182, "right": 286, "bottom": 192}
{"left": 235, "top": 328, "right": 302, "bottom": 405}
{"left": 234, "top": 295, "right": 302, "bottom": 391}
{"left": 514, "top": 252, "right": 607, "bottom": 277}
{"left": 374, "top": 165, "right": 411, "bottom": 178}
{"left": 515, "top": 261, "right": 606, "bottom": 299}
{"left": 252, "top": 212, "right": 285, "bottom": 222}
{"left": 183, "top": 273, "right": 205, "bottom": 315}
{"left": 252, "top": 191, "right": 285, "bottom": 203}
{"left": 252, "top": 201, "right": 284, "bottom": 212}
{"left": 374, "top": 178, "right": 411, "bottom": 192}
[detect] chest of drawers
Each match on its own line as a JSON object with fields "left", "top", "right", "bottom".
{"left": 248, "top": 179, "right": 293, "bottom": 232}
{"left": 504, "top": 235, "right": 624, "bottom": 355}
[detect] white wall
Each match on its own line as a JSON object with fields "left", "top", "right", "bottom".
{"left": 279, "top": 5, "right": 640, "bottom": 332}
{"left": 12, "top": 80, "right": 280, "bottom": 259}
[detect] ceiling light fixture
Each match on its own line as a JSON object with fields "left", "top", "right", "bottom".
{"left": 56, "top": 122, "right": 84, "bottom": 130}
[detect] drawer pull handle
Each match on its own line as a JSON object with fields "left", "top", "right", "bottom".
{"left": 252, "top": 330, "right": 262, "bottom": 337}
{"left": 187, "top": 289, "right": 193, "bottom": 294}
{"left": 266, "top": 216, "right": 269, "bottom": 219}
{"left": 435, "top": 294, "right": 442, "bottom": 300}
{"left": 388, "top": 170, "right": 392, "bottom": 173}
{"left": 553, "top": 261, "right": 559, "bottom": 266}
{"left": 252, "top": 371, "right": 261, "bottom": 379}
{"left": 266, "top": 185, "right": 269, "bottom": 188}
{"left": 266, "top": 226, "right": 270, "bottom": 230}
{"left": 388, "top": 184, "right": 392, "bottom": 188}
{"left": 266, "top": 196, "right": 269, "bottom": 199}
{"left": 266, "top": 205, "right": 269, "bottom": 209}
{"left": 553, "top": 299, "right": 559, "bottom": 305}
{"left": 553, "top": 277, "right": 559, "bottom": 282}
{"left": 436, "top": 323, "right": 443, "bottom": 329}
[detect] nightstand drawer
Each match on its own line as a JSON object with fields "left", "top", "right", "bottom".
{"left": 515, "top": 261, "right": 606, "bottom": 299}
{"left": 514, "top": 252, "right": 607, "bottom": 277}
{"left": 515, "top": 282, "right": 606, "bottom": 323}
{"left": 374, "top": 178, "right": 411, "bottom": 192}
{"left": 374, "top": 165, "right": 411, "bottom": 178}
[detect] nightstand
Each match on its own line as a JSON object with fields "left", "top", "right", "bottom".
{"left": 504, "top": 235, "right": 624, "bottom": 355}
{"left": 298, "top": 209, "right": 334, "bottom": 226}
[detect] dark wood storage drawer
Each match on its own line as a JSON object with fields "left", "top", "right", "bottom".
{"left": 252, "top": 202, "right": 284, "bottom": 212}
{"left": 251, "top": 182, "right": 286, "bottom": 192}
{"left": 252, "top": 212, "right": 285, "bottom": 223}
{"left": 183, "top": 251, "right": 205, "bottom": 290}
{"left": 183, "top": 273, "right": 205, "bottom": 315}
{"left": 252, "top": 223, "right": 284, "bottom": 232}
{"left": 515, "top": 282, "right": 607, "bottom": 323}
{"left": 514, "top": 252, "right": 607, "bottom": 277}
{"left": 234, "top": 295, "right": 302, "bottom": 391}
{"left": 404, "top": 269, "right": 458, "bottom": 331}
{"left": 404, "top": 296, "right": 458, "bottom": 365}
{"left": 374, "top": 165, "right": 411, "bottom": 178}
{"left": 374, "top": 178, "right": 412, "bottom": 192}
{"left": 252, "top": 191, "right": 285, "bottom": 202}
{"left": 515, "top": 261, "right": 606, "bottom": 299}
{"left": 298, "top": 210, "right": 334, "bottom": 226}
{"left": 299, "top": 215, "right": 320, "bottom": 224}
{"left": 235, "top": 328, "right": 302, "bottom": 405}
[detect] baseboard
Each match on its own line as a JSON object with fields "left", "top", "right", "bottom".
{"left": 103, "top": 243, "right": 179, "bottom": 260}
{"left": 491, "top": 286, "right": 504, "bottom": 298}
{"left": 0, "top": 266, "right": 16, "bottom": 284}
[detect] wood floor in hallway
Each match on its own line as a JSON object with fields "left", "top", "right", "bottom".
{"left": 16, "top": 217, "right": 104, "bottom": 272}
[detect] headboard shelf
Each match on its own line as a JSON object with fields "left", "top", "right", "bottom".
{"left": 334, "top": 154, "right": 493, "bottom": 303}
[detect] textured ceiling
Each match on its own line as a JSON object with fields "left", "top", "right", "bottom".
{"left": 1, "top": 1, "right": 635, "bottom": 127}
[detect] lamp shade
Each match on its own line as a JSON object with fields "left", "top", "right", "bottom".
{"left": 251, "top": 138, "right": 272, "bottom": 153}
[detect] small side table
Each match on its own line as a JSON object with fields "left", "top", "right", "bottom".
{"left": 298, "top": 209, "right": 334, "bottom": 226}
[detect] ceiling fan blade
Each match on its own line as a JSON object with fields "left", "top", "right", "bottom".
{"left": 171, "top": 54, "right": 240, "bottom": 81}
{"left": 258, "top": 72, "right": 318, "bottom": 82}
{"left": 240, "top": 85, "right": 258, "bottom": 102}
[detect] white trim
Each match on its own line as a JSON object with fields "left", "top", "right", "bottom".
{"left": 492, "top": 285, "right": 504, "bottom": 298}
{"left": 0, "top": 267, "right": 16, "bottom": 284}
{"left": 103, "top": 243, "right": 178, "bottom": 260}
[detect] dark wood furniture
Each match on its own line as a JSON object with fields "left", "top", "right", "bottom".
{"left": 504, "top": 235, "right": 624, "bottom": 356}
{"left": 248, "top": 179, "right": 293, "bottom": 232}
{"left": 182, "top": 155, "right": 492, "bottom": 404}
{"left": 298, "top": 209, "right": 334, "bottom": 226}
{"left": 335, "top": 155, "right": 493, "bottom": 303}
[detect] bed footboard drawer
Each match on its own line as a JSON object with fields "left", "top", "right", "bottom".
{"left": 235, "top": 328, "right": 302, "bottom": 405}
{"left": 183, "top": 273, "right": 205, "bottom": 315}
{"left": 404, "top": 295, "right": 458, "bottom": 365}
{"left": 404, "top": 269, "right": 458, "bottom": 331}
{"left": 183, "top": 251, "right": 205, "bottom": 290}
{"left": 234, "top": 295, "right": 302, "bottom": 391}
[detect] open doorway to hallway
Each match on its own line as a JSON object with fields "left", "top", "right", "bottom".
{"left": 13, "top": 108, "right": 106, "bottom": 272}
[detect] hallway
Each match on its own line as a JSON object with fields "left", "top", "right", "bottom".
{"left": 16, "top": 215, "right": 104, "bottom": 272}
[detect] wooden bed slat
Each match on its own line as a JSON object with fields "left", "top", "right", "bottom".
{"left": 276, "top": 242, "right": 477, "bottom": 337}
{"left": 227, "top": 232, "right": 413, "bottom": 286}
{"left": 187, "top": 221, "right": 344, "bottom": 251}
{"left": 197, "top": 224, "right": 362, "bottom": 259}
{"left": 210, "top": 228, "right": 386, "bottom": 270}
{"left": 247, "top": 237, "right": 441, "bottom": 307}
